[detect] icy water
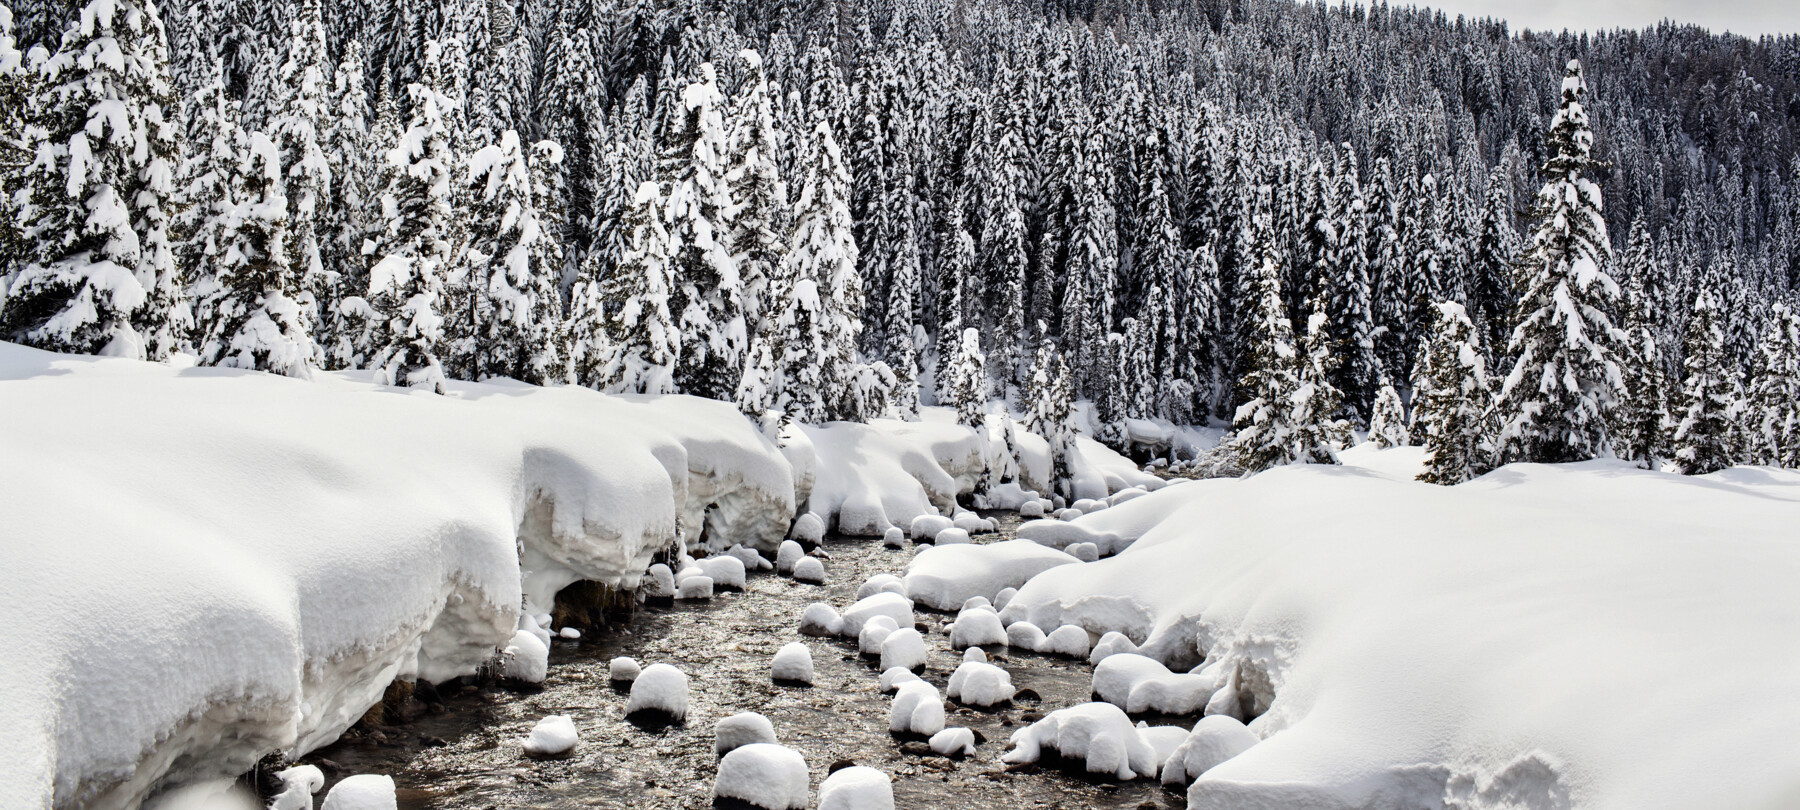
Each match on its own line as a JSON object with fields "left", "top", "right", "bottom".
{"left": 300, "top": 516, "right": 1186, "bottom": 809}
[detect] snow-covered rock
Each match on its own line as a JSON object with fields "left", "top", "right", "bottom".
{"left": 949, "top": 607, "right": 1008, "bottom": 650}
{"left": 624, "top": 663, "right": 688, "bottom": 721}
{"left": 608, "top": 657, "right": 641, "bottom": 684}
{"left": 946, "top": 661, "right": 1015, "bottom": 707}
{"left": 789, "top": 512, "right": 826, "bottom": 544}
{"left": 882, "top": 527, "right": 906, "bottom": 549}
{"left": 1055, "top": 508, "right": 1084, "bottom": 521}
{"left": 836, "top": 592, "right": 914, "bottom": 638}
{"left": 1161, "top": 716, "right": 1258, "bottom": 786}
{"left": 268, "top": 765, "right": 324, "bottom": 810}
{"left": 771, "top": 642, "right": 814, "bottom": 684}
{"left": 728, "top": 544, "right": 774, "bottom": 571}
{"left": 1092, "top": 653, "right": 1175, "bottom": 707}
{"left": 858, "top": 615, "right": 901, "bottom": 656}
{"left": 712, "top": 743, "right": 809, "bottom": 810}
{"left": 909, "top": 515, "right": 953, "bottom": 541}
{"left": 951, "top": 512, "right": 994, "bottom": 534}
{"left": 879, "top": 666, "right": 922, "bottom": 693}
{"left": 962, "top": 647, "right": 988, "bottom": 664}
{"left": 714, "top": 712, "right": 779, "bottom": 758}
{"left": 1002, "top": 703, "right": 1158, "bottom": 780}
{"left": 857, "top": 574, "right": 907, "bottom": 600}
{"left": 889, "top": 680, "right": 946, "bottom": 736}
{"left": 1088, "top": 632, "right": 1139, "bottom": 665}
{"left": 933, "top": 527, "right": 971, "bottom": 545}
{"left": 960, "top": 596, "right": 992, "bottom": 611}
{"left": 676, "top": 574, "right": 715, "bottom": 600}
{"left": 698, "top": 555, "right": 747, "bottom": 590}
{"left": 902, "top": 539, "right": 1078, "bottom": 611}
{"left": 928, "top": 727, "right": 977, "bottom": 757}
{"left": 1040, "top": 625, "right": 1092, "bottom": 658}
{"left": 1005, "top": 621, "right": 1047, "bottom": 651}
{"left": 557, "top": 627, "right": 581, "bottom": 640}
{"left": 501, "top": 628, "right": 550, "bottom": 683}
{"left": 792, "top": 556, "right": 826, "bottom": 584}
{"left": 522, "top": 715, "right": 579, "bottom": 757}
{"left": 320, "top": 775, "right": 396, "bottom": 810}
{"left": 643, "top": 563, "right": 678, "bottom": 599}
{"left": 993, "top": 587, "right": 1017, "bottom": 610}
{"left": 1071, "top": 499, "right": 1107, "bottom": 514}
{"left": 798, "top": 603, "right": 843, "bottom": 636}
{"left": 879, "top": 628, "right": 928, "bottom": 672}
{"left": 1019, "top": 501, "right": 1045, "bottom": 518}
{"left": 1067, "top": 542, "right": 1100, "bottom": 562}
{"left": 776, "top": 540, "right": 807, "bottom": 574}
{"left": 817, "top": 765, "right": 894, "bottom": 810}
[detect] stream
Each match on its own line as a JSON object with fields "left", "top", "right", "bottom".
{"left": 299, "top": 516, "right": 1187, "bottom": 809}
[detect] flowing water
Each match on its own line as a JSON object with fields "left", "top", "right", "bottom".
{"left": 299, "top": 517, "right": 1187, "bottom": 809}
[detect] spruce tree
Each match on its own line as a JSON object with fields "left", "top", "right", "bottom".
{"left": 1471, "top": 167, "right": 1518, "bottom": 362}
{"left": 466, "top": 132, "right": 563, "bottom": 384}
{"left": 885, "top": 218, "right": 922, "bottom": 420}
{"left": 725, "top": 48, "right": 788, "bottom": 338}
{"left": 948, "top": 327, "right": 987, "bottom": 431}
{"left": 3, "top": 0, "right": 186, "bottom": 359}
{"left": 933, "top": 188, "right": 976, "bottom": 405}
{"left": 782, "top": 118, "right": 862, "bottom": 423}
{"left": 1, "top": 3, "right": 30, "bottom": 287}
{"left": 1670, "top": 289, "right": 1739, "bottom": 475}
{"left": 181, "top": 59, "right": 240, "bottom": 354}
{"left": 1025, "top": 328, "right": 1079, "bottom": 501}
{"left": 1742, "top": 303, "right": 1800, "bottom": 468}
{"left": 662, "top": 62, "right": 745, "bottom": 401}
{"left": 199, "top": 131, "right": 318, "bottom": 376}
{"left": 1290, "top": 291, "right": 1352, "bottom": 463}
{"left": 1493, "top": 60, "right": 1626, "bottom": 464}
{"left": 318, "top": 41, "right": 370, "bottom": 369}
{"left": 596, "top": 180, "right": 679, "bottom": 394}
{"left": 269, "top": 0, "right": 333, "bottom": 337}
{"left": 1612, "top": 253, "right": 1672, "bottom": 468}
{"left": 367, "top": 39, "right": 460, "bottom": 394}
{"left": 1413, "top": 302, "right": 1495, "bottom": 485}
{"left": 1367, "top": 378, "right": 1411, "bottom": 449}
{"left": 1215, "top": 246, "right": 1304, "bottom": 475}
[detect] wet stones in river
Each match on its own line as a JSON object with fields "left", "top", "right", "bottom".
{"left": 624, "top": 663, "right": 688, "bottom": 728}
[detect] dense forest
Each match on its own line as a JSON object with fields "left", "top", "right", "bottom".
{"left": 1, "top": 0, "right": 1797, "bottom": 480}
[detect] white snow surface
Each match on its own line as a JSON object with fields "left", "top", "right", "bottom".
{"left": 1001, "top": 458, "right": 1800, "bottom": 810}
{"left": 928, "top": 728, "right": 978, "bottom": 757}
{"left": 798, "top": 413, "right": 980, "bottom": 536}
{"left": 318, "top": 775, "right": 395, "bottom": 810}
{"left": 0, "top": 344, "right": 796, "bottom": 809}
{"left": 946, "top": 661, "right": 1016, "bottom": 707}
{"left": 1002, "top": 702, "right": 1159, "bottom": 780}
{"left": 791, "top": 556, "right": 827, "bottom": 584}
{"left": 817, "top": 766, "right": 893, "bottom": 810}
{"left": 835, "top": 592, "right": 915, "bottom": 638}
{"left": 713, "top": 712, "right": 779, "bottom": 758}
{"left": 902, "top": 539, "right": 1078, "bottom": 611}
{"left": 888, "top": 680, "right": 947, "bottom": 736}
{"left": 879, "top": 628, "right": 929, "bottom": 672}
{"left": 1161, "top": 716, "right": 1259, "bottom": 787}
{"left": 770, "top": 642, "right": 814, "bottom": 684}
{"left": 607, "top": 657, "right": 641, "bottom": 683}
{"left": 712, "top": 743, "right": 809, "bottom": 810}
{"left": 949, "top": 607, "right": 1009, "bottom": 650}
{"left": 521, "top": 715, "right": 579, "bottom": 757}
{"left": 624, "top": 664, "right": 689, "bottom": 720}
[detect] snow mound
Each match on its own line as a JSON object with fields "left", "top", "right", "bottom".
{"left": 1002, "top": 462, "right": 1800, "bottom": 809}
{"left": 879, "top": 628, "right": 928, "bottom": 672}
{"left": 269, "top": 765, "right": 324, "bottom": 810}
{"left": 837, "top": 592, "right": 915, "bottom": 638}
{"left": 962, "top": 647, "right": 988, "bottom": 663}
{"left": 902, "top": 539, "right": 1078, "bottom": 611}
{"left": 792, "top": 556, "right": 826, "bottom": 584}
{"left": 961, "top": 596, "right": 992, "bottom": 611}
{"left": 1093, "top": 652, "right": 1218, "bottom": 714}
{"left": 676, "top": 574, "right": 715, "bottom": 600}
{"left": 800, "top": 418, "right": 974, "bottom": 536}
{"left": 712, "top": 743, "right": 809, "bottom": 810}
{"left": 502, "top": 629, "right": 550, "bottom": 683}
{"left": 798, "top": 603, "right": 843, "bottom": 636}
{"left": 946, "top": 661, "right": 1016, "bottom": 707}
{"left": 910, "top": 515, "right": 953, "bottom": 541}
{"left": 857, "top": 574, "right": 907, "bottom": 600}
{"left": 522, "top": 715, "right": 579, "bottom": 757}
{"left": 771, "top": 642, "right": 814, "bottom": 684}
{"left": 698, "top": 555, "right": 747, "bottom": 590}
{"left": 643, "top": 564, "right": 677, "bottom": 599}
{"left": 776, "top": 540, "right": 806, "bottom": 574}
{"left": 879, "top": 667, "right": 921, "bottom": 693}
{"left": 1002, "top": 702, "right": 1159, "bottom": 781}
{"left": 714, "top": 712, "right": 779, "bottom": 758}
{"left": 889, "top": 680, "right": 947, "bottom": 736}
{"left": 882, "top": 528, "right": 906, "bottom": 549}
{"left": 1067, "top": 542, "right": 1100, "bottom": 562}
{"left": 1040, "top": 625, "right": 1092, "bottom": 658}
{"left": 859, "top": 616, "right": 901, "bottom": 655}
{"left": 929, "top": 727, "right": 978, "bottom": 757}
{"left": 608, "top": 657, "right": 641, "bottom": 684}
{"left": 994, "top": 587, "right": 1017, "bottom": 610}
{"left": 1006, "top": 621, "right": 1047, "bottom": 650}
{"left": 790, "top": 512, "right": 825, "bottom": 544}
{"left": 933, "top": 527, "right": 972, "bottom": 545}
{"left": 1020, "top": 501, "right": 1045, "bottom": 518}
{"left": 625, "top": 663, "right": 688, "bottom": 721}
{"left": 728, "top": 544, "right": 774, "bottom": 571}
{"left": 818, "top": 765, "right": 894, "bottom": 810}
{"left": 320, "top": 775, "right": 396, "bottom": 810}
{"left": 1161, "top": 716, "right": 1258, "bottom": 786}
{"left": 949, "top": 607, "right": 1008, "bottom": 650}
{"left": 1089, "top": 632, "right": 1139, "bottom": 664}
{"left": 1078, "top": 437, "right": 1166, "bottom": 494}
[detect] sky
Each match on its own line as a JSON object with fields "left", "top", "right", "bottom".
{"left": 1383, "top": 1, "right": 1799, "bottom": 37}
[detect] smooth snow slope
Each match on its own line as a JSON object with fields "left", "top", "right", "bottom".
{"left": 1003, "top": 456, "right": 1800, "bottom": 810}
{"left": 0, "top": 343, "right": 794, "bottom": 810}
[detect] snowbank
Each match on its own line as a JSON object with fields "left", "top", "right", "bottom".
{"left": 798, "top": 415, "right": 978, "bottom": 536}
{"left": 903, "top": 539, "right": 1078, "bottom": 611}
{"left": 1002, "top": 460, "right": 1800, "bottom": 810}
{"left": 0, "top": 343, "right": 793, "bottom": 809}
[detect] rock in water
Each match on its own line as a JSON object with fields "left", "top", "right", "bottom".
{"left": 818, "top": 766, "right": 894, "bottom": 810}
{"left": 712, "top": 743, "right": 810, "bottom": 810}
{"left": 522, "top": 715, "right": 578, "bottom": 757}
{"left": 320, "top": 774, "right": 396, "bottom": 810}
{"left": 771, "top": 642, "right": 814, "bottom": 685}
{"left": 714, "top": 712, "right": 779, "bottom": 758}
{"left": 625, "top": 663, "right": 689, "bottom": 721}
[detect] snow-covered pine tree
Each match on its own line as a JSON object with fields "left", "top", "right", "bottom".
{"left": 1024, "top": 327, "right": 1080, "bottom": 501}
{"left": 367, "top": 39, "right": 460, "bottom": 394}
{"left": 725, "top": 48, "right": 788, "bottom": 338}
{"left": 596, "top": 180, "right": 679, "bottom": 394}
{"left": 1327, "top": 143, "right": 1380, "bottom": 422}
{"left": 1612, "top": 250, "right": 1672, "bottom": 468}
{"left": 198, "top": 130, "right": 319, "bottom": 376}
{"left": 179, "top": 58, "right": 238, "bottom": 348}
{"left": 466, "top": 132, "right": 562, "bottom": 384}
{"left": 1493, "top": 60, "right": 1626, "bottom": 464}
{"left": 781, "top": 117, "right": 863, "bottom": 423}
{"left": 317, "top": 40, "right": 369, "bottom": 368}
{"left": 327, "top": 87, "right": 397, "bottom": 371}
{"left": 735, "top": 332, "right": 779, "bottom": 420}
{"left": 1742, "top": 303, "right": 1800, "bottom": 468}
{"left": 1471, "top": 167, "right": 1518, "bottom": 362}
{"left": 1214, "top": 240, "right": 1304, "bottom": 475}
{"left": 0, "top": 2, "right": 29, "bottom": 284}
{"left": 933, "top": 187, "right": 975, "bottom": 404}
{"left": 885, "top": 217, "right": 922, "bottom": 420}
{"left": 1289, "top": 291, "right": 1352, "bottom": 464}
{"left": 1412, "top": 302, "right": 1495, "bottom": 485}
{"left": 1367, "top": 377, "right": 1410, "bottom": 449}
{"left": 662, "top": 62, "right": 746, "bottom": 402}
{"left": 948, "top": 326, "right": 987, "bottom": 431}
{"left": 2, "top": 0, "right": 186, "bottom": 359}
{"left": 1670, "top": 288, "right": 1739, "bottom": 475}
{"left": 269, "top": 0, "right": 333, "bottom": 349}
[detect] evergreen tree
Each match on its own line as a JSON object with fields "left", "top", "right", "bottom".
{"left": 933, "top": 188, "right": 975, "bottom": 404}
{"left": 1742, "top": 303, "right": 1800, "bottom": 468}
{"left": 466, "top": 132, "right": 562, "bottom": 384}
{"left": 1493, "top": 60, "right": 1626, "bottom": 464}
{"left": 1024, "top": 333, "right": 1079, "bottom": 502}
{"left": 1471, "top": 167, "right": 1518, "bottom": 362}
{"left": 662, "top": 62, "right": 746, "bottom": 401}
{"left": 596, "top": 180, "right": 679, "bottom": 394}
{"left": 1670, "top": 289, "right": 1739, "bottom": 475}
{"left": 198, "top": 130, "right": 317, "bottom": 376}
{"left": 367, "top": 39, "right": 460, "bottom": 394}
{"left": 1367, "top": 377, "right": 1410, "bottom": 449}
{"left": 1214, "top": 245, "right": 1305, "bottom": 475}
{"left": 269, "top": 0, "right": 332, "bottom": 336}
{"left": 1612, "top": 251, "right": 1672, "bottom": 468}
{"left": 180, "top": 59, "right": 239, "bottom": 352}
{"left": 948, "top": 326, "right": 987, "bottom": 431}
{"left": 1290, "top": 291, "right": 1352, "bottom": 463}
{"left": 1, "top": 2, "right": 30, "bottom": 285}
{"left": 781, "top": 118, "right": 862, "bottom": 422}
{"left": 319, "top": 41, "right": 370, "bottom": 369}
{"left": 725, "top": 48, "right": 788, "bottom": 337}
{"left": 885, "top": 218, "right": 922, "bottom": 420}
{"left": 1413, "top": 302, "right": 1495, "bottom": 485}
{"left": 3, "top": 0, "right": 186, "bottom": 359}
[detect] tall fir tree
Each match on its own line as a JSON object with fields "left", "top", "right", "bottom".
{"left": 1612, "top": 249, "right": 1672, "bottom": 468}
{"left": 1493, "top": 60, "right": 1626, "bottom": 464}
{"left": 1413, "top": 302, "right": 1495, "bottom": 485}
{"left": 1367, "top": 377, "right": 1411, "bottom": 449}
{"left": 1670, "top": 289, "right": 1739, "bottom": 475}
{"left": 662, "top": 62, "right": 746, "bottom": 401}
{"left": 593, "top": 179, "right": 680, "bottom": 394}
{"left": 198, "top": 130, "right": 318, "bottom": 376}
{"left": 268, "top": 0, "right": 333, "bottom": 349}
{"left": 725, "top": 48, "right": 788, "bottom": 338}
{"left": 1742, "top": 303, "right": 1800, "bottom": 468}
{"left": 1214, "top": 237, "right": 1306, "bottom": 475}
{"left": 466, "top": 132, "right": 563, "bottom": 384}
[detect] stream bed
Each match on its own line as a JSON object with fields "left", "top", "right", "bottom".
{"left": 301, "top": 517, "right": 1187, "bottom": 809}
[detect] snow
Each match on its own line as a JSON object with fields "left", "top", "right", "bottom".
{"left": 909, "top": 515, "right": 953, "bottom": 541}
{"left": 889, "top": 680, "right": 947, "bottom": 736}
{"left": 1040, "top": 625, "right": 1092, "bottom": 658}
{"left": 928, "top": 728, "right": 978, "bottom": 757}
{"left": 771, "top": 642, "right": 814, "bottom": 684}
{"left": 962, "top": 647, "right": 988, "bottom": 663}
{"left": 676, "top": 574, "right": 715, "bottom": 600}
{"left": 946, "top": 660, "right": 1016, "bottom": 707}
{"left": 698, "top": 555, "right": 747, "bottom": 590}
{"left": 789, "top": 513, "right": 825, "bottom": 544}
{"left": 818, "top": 766, "right": 893, "bottom": 810}
{"left": 268, "top": 765, "right": 324, "bottom": 810}
{"left": 1067, "top": 542, "right": 1100, "bottom": 562}
{"left": 1005, "top": 621, "right": 1047, "bottom": 650}
{"left": 714, "top": 712, "right": 779, "bottom": 758}
{"left": 792, "top": 556, "right": 826, "bottom": 583}
{"left": 951, "top": 512, "right": 995, "bottom": 533}
{"left": 949, "top": 607, "right": 1008, "bottom": 649}
{"left": 993, "top": 587, "right": 1017, "bottom": 610}
{"left": 858, "top": 616, "right": 900, "bottom": 655}
{"left": 879, "top": 628, "right": 928, "bottom": 672}
{"left": 960, "top": 596, "right": 992, "bottom": 611}
{"left": 607, "top": 657, "right": 641, "bottom": 683}
{"left": 1077, "top": 436, "right": 1166, "bottom": 494}
{"left": 319, "top": 775, "right": 396, "bottom": 810}
{"left": 1091, "top": 653, "right": 1216, "bottom": 715}
{"left": 933, "top": 528, "right": 971, "bottom": 545}
{"left": 501, "top": 629, "right": 550, "bottom": 683}
{"left": 835, "top": 592, "right": 915, "bottom": 638}
{"left": 712, "top": 743, "right": 809, "bottom": 810}
{"left": 1000, "top": 461, "right": 1800, "bottom": 810}
{"left": 1002, "top": 702, "right": 1159, "bottom": 780}
{"left": 728, "top": 544, "right": 774, "bottom": 571}
{"left": 776, "top": 540, "right": 806, "bottom": 574}
{"left": 857, "top": 574, "right": 906, "bottom": 600}
{"left": 1088, "top": 631, "right": 1138, "bottom": 664}
{"left": 799, "top": 414, "right": 979, "bottom": 536}
{"left": 644, "top": 564, "right": 677, "bottom": 599}
{"left": 521, "top": 715, "right": 579, "bottom": 757}
{"left": 902, "top": 539, "right": 1078, "bottom": 611}
{"left": 798, "top": 603, "right": 843, "bottom": 636}
{"left": 879, "top": 667, "right": 921, "bottom": 692}
{"left": 882, "top": 527, "right": 906, "bottom": 548}
{"left": 624, "top": 663, "right": 689, "bottom": 721}
{"left": 1161, "top": 716, "right": 1259, "bottom": 786}
{"left": 557, "top": 627, "right": 581, "bottom": 639}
